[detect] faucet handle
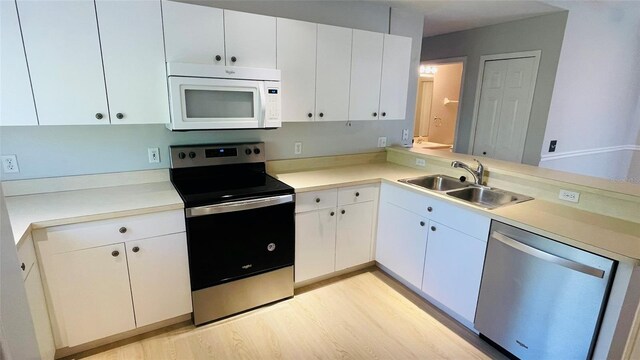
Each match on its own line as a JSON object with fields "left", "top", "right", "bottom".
{"left": 473, "top": 159, "right": 484, "bottom": 169}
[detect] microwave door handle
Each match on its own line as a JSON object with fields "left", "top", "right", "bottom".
{"left": 258, "top": 84, "right": 266, "bottom": 127}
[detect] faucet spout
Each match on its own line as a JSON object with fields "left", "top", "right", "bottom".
{"left": 451, "top": 159, "right": 485, "bottom": 185}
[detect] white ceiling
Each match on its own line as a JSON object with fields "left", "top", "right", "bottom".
{"left": 382, "top": 1, "right": 565, "bottom": 37}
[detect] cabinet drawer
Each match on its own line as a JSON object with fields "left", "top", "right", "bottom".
{"left": 45, "top": 210, "right": 185, "bottom": 253}
{"left": 425, "top": 197, "right": 490, "bottom": 241}
{"left": 296, "top": 189, "right": 337, "bottom": 213}
{"left": 338, "top": 184, "right": 378, "bottom": 206}
{"left": 17, "top": 234, "right": 36, "bottom": 280}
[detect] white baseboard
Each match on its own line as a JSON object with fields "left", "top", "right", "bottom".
{"left": 540, "top": 145, "right": 640, "bottom": 162}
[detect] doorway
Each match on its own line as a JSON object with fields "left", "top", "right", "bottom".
{"left": 413, "top": 60, "right": 465, "bottom": 150}
{"left": 470, "top": 51, "right": 541, "bottom": 163}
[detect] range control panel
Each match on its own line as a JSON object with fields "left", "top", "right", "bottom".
{"left": 170, "top": 142, "right": 265, "bottom": 168}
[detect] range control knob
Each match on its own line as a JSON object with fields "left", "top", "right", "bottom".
{"left": 253, "top": 148, "right": 261, "bottom": 155}
{"left": 188, "top": 151, "right": 196, "bottom": 159}
{"left": 245, "top": 148, "right": 252, "bottom": 155}
{"left": 178, "top": 152, "right": 186, "bottom": 159}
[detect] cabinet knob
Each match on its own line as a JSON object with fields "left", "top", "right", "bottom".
{"left": 116, "top": 112, "right": 124, "bottom": 120}
{"left": 132, "top": 246, "right": 140, "bottom": 253}
{"left": 307, "top": 113, "right": 313, "bottom": 118}
{"left": 215, "top": 55, "right": 222, "bottom": 61}
{"left": 119, "top": 227, "right": 127, "bottom": 234}
{"left": 420, "top": 221, "right": 425, "bottom": 226}
{"left": 372, "top": 112, "right": 377, "bottom": 117}
{"left": 427, "top": 206, "right": 433, "bottom": 212}
{"left": 315, "top": 198, "right": 320, "bottom": 203}
{"left": 20, "top": 262, "right": 26, "bottom": 271}
{"left": 330, "top": 211, "right": 335, "bottom": 216}
{"left": 341, "top": 209, "right": 346, "bottom": 215}
{"left": 355, "top": 192, "right": 360, "bottom": 197}
{"left": 318, "top": 112, "right": 324, "bottom": 118}
{"left": 431, "top": 226, "right": 436, "bottom": 231}
{"left": 483, "top": 151, "right": 487, "bottom": 155}
{"left": 381, "top": 112, "right": 386, "bottom": 117}
{"left": 95, "top": 113, "right": 104, "bottom": 120}
{"left": 112, "top": 250, "right": 120, "bottom": 257}
{"left": 231, "top": 56, "right": 237, "bottom": 63}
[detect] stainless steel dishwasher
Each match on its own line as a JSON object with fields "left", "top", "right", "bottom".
{"left": 475, "top": 221, "right": 616, "bottom": 360}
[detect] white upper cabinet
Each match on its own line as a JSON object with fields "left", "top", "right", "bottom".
{"left": 0, "top": 1, "right": 37, "bottom": 126}
{"left": 96, "top": 0, "right": 169, "bottom": 124}
{"left": 315, "top": 24, "right": 352, "bottom": 121}
{"left": 277, "top": 18, "right": 317, "bottom": 122}
{"left": 379, "top": 34, "right": 412, "bottom": 120}
{"left": 349, "top": 30, "right": 384, "bottom": 121}
{"left": 162, "top": 0, "right": 225, "bottom": 65}
{"left": 224, "top": 10, "right": 276, "bottom": 69}
{"left": 18, "top": 0, "right": 109, "bottom": 125}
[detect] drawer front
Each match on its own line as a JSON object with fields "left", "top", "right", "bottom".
{"left": 45, "top": 210, "right": 185, "bottom": 253}
{"left": 18, "top": 234, "right": 36, "bottom": 280}
{"left": 380, "top": 182, "right": 429, "bottom": 215}
{"left": 338, "top": 184, "right": 379, "bottom": 206}
{"left": 296, "top": 189, "right": 338, "bottom": 213}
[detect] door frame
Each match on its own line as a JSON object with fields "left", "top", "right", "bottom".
{"left": 418, "top": 56, "right": 467, "bottom": 149}
{"left": 468, "top": 50, "right": 542, "bottom": 155}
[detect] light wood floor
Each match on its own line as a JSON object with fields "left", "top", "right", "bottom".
{"left": 74, "top": 268, "right": 506, "bottom": 359}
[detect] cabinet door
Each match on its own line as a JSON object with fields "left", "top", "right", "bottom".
{"left": 0, "top": 0, "right": 37, "bottom": 126}
{"left": 24, "top": 263, "right": 55, "bottom": 360}
{"left": 162, "top": 0, "right": 225, "bottom": 65}
{"left": 127, "top": 233, "right": 192, "bottom": 327}
{"left": 422, "top": 221, "right": 487, "bottom": 323}
{"left": 349, "top": 30, "right": 384, "bottom": 121}
{"left": 295, "top": 209, "right": 337, "bottom": 283}
{"left": 277, "top": 18, "right": 317, "bottom": 122}
{"left": 376, "top": 202, "right": 428, "bottom": 289}
{"left": 53, "top": 243, "right": 135, "bottom": 346}
{"left": 18, "top": 0, "right": 109, "bottom": 125}
{"left": 379, "top": 34, "right": 412, "bottom": 120}
{"left": 96, "top": 0, "right": 169, "bottom": 124}
{"left": 224, "top": 10, "right": 276, "bottom": 68}
{"left": 315, "top": 24, "right": 352, "bottom": 121}
{"left": 336, "top": 202, "right": 374, "bottom": 271}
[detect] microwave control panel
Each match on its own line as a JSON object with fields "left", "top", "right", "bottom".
{"left": 265, "top": 81, "right": 281, "bottom": 121}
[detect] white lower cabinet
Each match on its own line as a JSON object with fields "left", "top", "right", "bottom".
{"left": 35, "top": 210, "right": 191, "bottom": 348}
{"left": 376, "top": 183, "right": 489, "bottom": 327}
{"left": 295, "top": 184, "right": 378, "bottom": 284}
{"left": 421, "top": 221, "right": 487, "bottom": 323}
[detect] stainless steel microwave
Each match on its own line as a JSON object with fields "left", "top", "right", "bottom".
{"left": 166, "top": 63, "right": 281, "bottom": 130}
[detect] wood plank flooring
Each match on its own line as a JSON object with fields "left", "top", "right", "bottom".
{"left": 73, "top": 268, "right": 505, "bottom": 359}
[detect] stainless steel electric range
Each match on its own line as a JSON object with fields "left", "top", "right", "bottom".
{"left": 169, "top": 142, "right": 295, "bottom": 326}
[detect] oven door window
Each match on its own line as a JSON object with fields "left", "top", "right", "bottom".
{"left": 186, "top": 201, "right": 295, "bottom": 291}
{"left": 184, "top": 88, "right": 254, "bottom": 119}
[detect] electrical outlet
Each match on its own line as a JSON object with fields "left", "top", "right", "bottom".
{"left": 148, "top": 148, "right": 160, "bottom": 163}
{"left": 377, "top": 137, "right": 387, "bottom": 148}
{"left": 294, "top": 142, "right": 302, "bottom": 155}
{"left": 549, "top": 140, "right": 557, "bottom": 152}
{"left": 1, "top": 155, "right": 19, "bottom": 173}
{"left": 559, "top": 189, "right": 580, "bottom": 203}
{"left": 402, "top": 129, "right": 409, "bottom": 141}
{"left": 415, "top": 158, "right": 426, "bottom": 167}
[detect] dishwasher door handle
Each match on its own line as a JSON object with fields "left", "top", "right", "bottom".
{"left": 491, "top": 231, "right": 605, "bottom": 278}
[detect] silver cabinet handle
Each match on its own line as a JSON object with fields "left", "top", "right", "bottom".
{"left": 491, "top": 231, "right": 605, "bottom": 278}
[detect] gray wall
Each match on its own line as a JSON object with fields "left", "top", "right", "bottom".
{"left": 0, "top": 1, "right": 423, "bottom": 180}
{"left": 421, "top": 11, "right": 568, "bottom": 165}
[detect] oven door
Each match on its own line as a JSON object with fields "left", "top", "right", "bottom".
{"left": 168, "top": 76, "right": 265, "bottom": 130}
{"left": 185, "top": 194, "right": 295, "bottom": 291}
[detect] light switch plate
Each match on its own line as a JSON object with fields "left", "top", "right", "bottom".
{"left": 294, "top": 142, "right": 302, "bottom": 155}
{"left": 402, "top": 129, "right": 409, "bottom": 141}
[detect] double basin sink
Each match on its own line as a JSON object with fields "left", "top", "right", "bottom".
{"left": 398, "top": 175, "right": 533, "bottom": 210}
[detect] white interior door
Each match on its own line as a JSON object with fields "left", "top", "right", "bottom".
{"left": 348, "top": 29, "right": 384, "bottom": 121}
{"left": 473, "top": 56, "right": 537, "bottom": 162}
{"left": 96, "top": 0, "right": 169, "bottom": 124}
{"left": 0, "top": 0, "right": 38, "bottom": 126}
{"left": 277, "top": 18, "right": 317, "bottom": 122}
{"left": 18, "top": 0, "right": 109, "bottom": 125}
{"left": 315, "top": 24, "right": 352, "bottom": 121}
{"left": 419, "top": 80, "right": 434, "bottom": 136}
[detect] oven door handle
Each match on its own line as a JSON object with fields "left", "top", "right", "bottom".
{"left": 186, "top": 194, "right": 295, "bottom": 217}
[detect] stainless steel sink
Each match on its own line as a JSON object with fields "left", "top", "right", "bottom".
{"left": 446, "top": 186, "right": 533, "bottom": 210}
{"left": 399, "top": 174, "right": 470, "bottom": 192}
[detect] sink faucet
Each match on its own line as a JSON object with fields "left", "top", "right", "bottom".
{"left": 451, "top": 159, "right": 485, "bottom": 185}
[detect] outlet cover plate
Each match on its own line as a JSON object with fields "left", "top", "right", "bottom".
{"left": 377, "top": 137, "right": 387, "bottom": 148}
{"left": 415, "top": 158, "right": 426, "bottom": 167}
{"left": 148, "top": 148, "right": 160, "bottom": 163}
{"left": 402, "top": 129, "right": 409, "bottom": 141}
{"left": 559, "top": 189, "right": 580, "bottom": 203}
{"left": 1, "top": 155, "right": 19, "bottom": 173}
{"left": 294, "top": 142, "right": 302, "bottom": 155}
